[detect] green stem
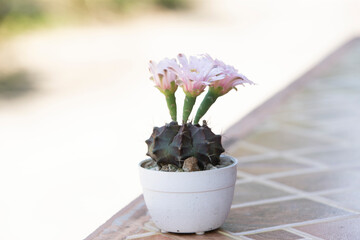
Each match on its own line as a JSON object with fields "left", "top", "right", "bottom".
{"left": 165, "top": 92, "right": 177, "bottom": 122}
{"left": 183, "top": 95, "right": 196, "bottom": 123}
{"left": 194, "top": 90, "right": 219, "bottom": 124}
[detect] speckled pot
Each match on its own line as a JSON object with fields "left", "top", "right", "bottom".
{"left": 139, "top": 155, "right": 237, "bottom": 234}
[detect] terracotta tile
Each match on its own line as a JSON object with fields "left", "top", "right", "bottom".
{"left": 245, "top": 230, "right": 302, "bottom": 240}
{"left": 222, "top": 199, "right": 350, "bottom": 233}
{"left": 322, "top": 189, "right": 360, "bottom": 211}
{"left": 295, "top": 216, "right": 360, "bottom": 240}
{"left": 232, "top": 182, "right": 291, "bottom": 204}
{"left": 90, "top": 198, "right": 151, "bottom": 240}
{"left": 131, "top": 228, "right": 154, "bottom": 235}
{"left": 166, "top": 230, "right": 235, "bottom": 239}
{"left": 133, "top": 234, "right": 176, "bottom": 240}
{"left": 245, "top": 130, "right": 328, "bottom": 151}
{"left": 301, "top": 148, "right": 360, "bottom": 166}
{"left": 271, "top": 169, "right": 360, "bottom": 192}
{"left": 238, "top": 157, "right": 310, "bottom": 175}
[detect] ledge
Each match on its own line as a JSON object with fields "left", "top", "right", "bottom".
{"left": 86, "top": 37, "right": 360, "bottom": 240}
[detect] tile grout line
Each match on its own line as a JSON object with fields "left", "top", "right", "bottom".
{"left": 218, "top": 230, "right": 246, "bottom": 240}
{"left": 237, "top": 160, "right": 360, "bottom": 180}
{"left": 257, "top": 166, "right": 327, "bottom": 179}
{"left": 280, "top": 124, "right": 344, "bottom": 144}
{"left": 255, "top": 178, "right": 360, "bottom": 214}
{"left": 303, "top": 195, "right": 360, "bottom": 214}
{"left": 125, "top": 231, "right": 159, "bottom": 240}
{"left": 226, "top": 142, "right": 268, "bottom": 154}
{"left": 232, "top": 140, "right": 358, "bottom": 164}
{"left": 235, "top": 153, "right": 279, "bottom": 163}
{"left": 224, "top": 214, "right": 358, "bottom": 236}
{"left": 281, "top": 153, "right": 328, "bottom": 168}
{"left": 143, "top": 222, "right": 161, "bottom": 232}
{"left": 235, "top": 141, "right": 347, "bottom": 160}
{"left": 236, "top": 170, "right": 360, "bottom": 214}
{"left": 230, "top": 187, "right": 349, "bottom": 209}
{"left": 281, "top": 144, "right": 349, "bottom": 155}
{"left": 235, "top": 235, "right": 253, "bottom": 240}
{"left": 236, "top": 141, "right": 276, "bottom": 153}
{"left": 285, "top": 227, "right": 324, "bottom": 240}
{"left": 231, "top": 195, "right": 300, "bottom": 209}
{"left": 235, "top": 178, "right": 254, "bottom": 184}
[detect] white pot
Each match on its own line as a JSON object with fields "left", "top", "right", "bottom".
{"left": 138, "top": 155, "right": 237, "bottom": 234}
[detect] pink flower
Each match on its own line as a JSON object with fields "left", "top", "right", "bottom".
{"left": 168, "top": 54, "right": 223, "bottom": 97}
{"left": 210, "top": 59, "right": 254, "bottom": 96}
{"left": 149, "top": 58, "right": 178, "bottom": 94}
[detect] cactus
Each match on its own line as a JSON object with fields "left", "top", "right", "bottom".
{"left": 146, "top": 120, "right": 224, "bottom": 170}
{"left": 147, "top": 54, "right": 253, "bottom": 171}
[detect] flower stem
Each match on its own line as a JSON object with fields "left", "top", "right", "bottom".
{"left": 183, "top": 95, "right": 196, "bottom": 123}
{"left": 165, "top": 92, "right": 177, "bottom": 122}
{"left": 194, "top": 90, "right": 219, "bottom": 124}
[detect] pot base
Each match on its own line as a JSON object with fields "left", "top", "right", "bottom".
{"left": 160, "top": 229, "right": 206, "bottom": 235}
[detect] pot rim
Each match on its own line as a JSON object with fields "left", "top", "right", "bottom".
{"left": 139, "top": 154, "right": 238, "bottom": 175}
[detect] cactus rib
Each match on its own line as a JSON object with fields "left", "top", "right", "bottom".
{"left": 146, "top": 121, "right": 224, "bottom": 169}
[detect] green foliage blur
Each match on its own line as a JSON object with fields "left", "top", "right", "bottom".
{"left": 0, "top": 0, "right": 189, "bottom": 36}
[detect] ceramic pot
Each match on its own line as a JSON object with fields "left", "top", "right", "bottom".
{"left": 139, "top": 155, "right": 237, "bottom": 234}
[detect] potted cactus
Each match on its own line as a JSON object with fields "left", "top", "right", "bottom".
{"left": 139, "top": 53, "right": 253, "bottom": 235}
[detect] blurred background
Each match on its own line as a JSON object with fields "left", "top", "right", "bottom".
{"left": 0, "top": 0, "right": 359, "bottom": 239}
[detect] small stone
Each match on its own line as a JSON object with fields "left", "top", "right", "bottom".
{"left": 216, "top": 164, "right": 227, "bottom": 168}
{"left": 143, "top": 159, "right": 158, "bottom": 170}
{"left": 182, "top": 157, "right": 200, "bottom": 172}
{"left": 219, "top": 158, "right": 233, "bottom": 167}
{"left": 150, "top": 166, "right": 160, "bottom": 171}
{"left": 161, "top": 164, "right": 178, "bottom": 172}
{"left": 206, "top": 163, "right": 217, "bottom": 170}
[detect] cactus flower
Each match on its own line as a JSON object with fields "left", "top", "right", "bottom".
{"left": 210, "top": 59, "right": 254, "bottom": 96}
{"left": 194, "top": 59, "right": 254, "bottom": 124}
{"left": 170, "top": 53, "right": 223, "bottom": 97}
{"left": 169, "top": 53, "right": 223, "bottom": 123}
{"left": 149, "top": 58, "right": 179, "bottom": 121}
{"left": 149, "top": 58, "right": 178, "bottom": 94}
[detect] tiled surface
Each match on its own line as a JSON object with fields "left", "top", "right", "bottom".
{"left": 232, "top": 182, "right": 290, "bottom": 204}
{"left": 223, "top": 199, "right": 350, "bottom": 233}
{"left": 321, "top": 190, "right": 360, "bottom": 211}
{"left": 295, "top": 216, "right": 360, "bottom": 240}
{"left": 165, "top": 231, "right": 236, "bottom": 239}
{"left": 271, "top": 169, "right": 360, "bottom": 192}
{"left": 227, "top": 144, "right": 264, "bottom": 158}
{"left": 86, "top": 39, "right": 360, "bottom": 240}
{"left": 300, "top": 148, "right": 360, "bottom": 166}
{"left": 238, "top": 157, "right": 310, "bottom": 175}
{"left": 245, "top": 129, "right": 330, "bottom": 151}
{"left": 245, "top": 230, "right": 302, "bottom": 240}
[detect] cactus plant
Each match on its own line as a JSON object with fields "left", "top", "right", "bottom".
{"left": 146, "top": 121, "right": 224, "bottom": 170}
{"left": 147, "top": 54, "right": 253, "bottom": 170}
